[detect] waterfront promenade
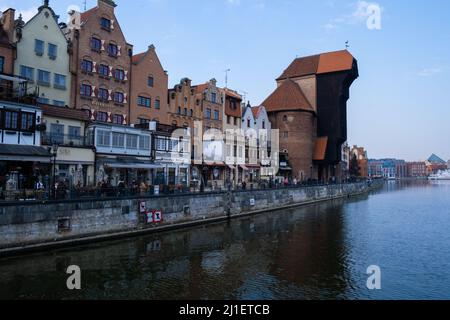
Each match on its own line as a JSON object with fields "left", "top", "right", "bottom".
{"left": 0, "top": 181, "right": 381, "bottom": 256}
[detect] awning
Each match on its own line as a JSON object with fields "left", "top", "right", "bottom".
{"left": 240, "top": 165, "right": 249, "bottom": 170}
{"left": 0, "top": 144, "right": 52, "bottom": 163}
{"left": 103, "top": 162, "right": 161, "bottom": 170}
{"left": 0, "top": 74, "right": 28, "bottom": 83}
{"left": 279, "top": 167, "right": 293, "bottom": 171}
{"left": 227, "top": 165, "right": 236, "bottom": 170}
{"left": 313, "top": 136, "right": 328, "bottom": 161}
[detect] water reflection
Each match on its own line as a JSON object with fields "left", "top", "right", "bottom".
{"left": 1, "top": 180, "right": 450, "bottom": 300}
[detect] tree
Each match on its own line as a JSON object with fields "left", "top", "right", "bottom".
{"left": 349, "top": 154, "right": 361, "bottom": 177}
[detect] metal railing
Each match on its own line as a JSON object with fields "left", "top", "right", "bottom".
{"left": 42, "top": 133, "right": 94, "bottom": 148}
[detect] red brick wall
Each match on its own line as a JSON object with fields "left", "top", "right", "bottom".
{"left": 71, "top": 1, "right": 132, "bottom": 125}
{"left": 269, "top": 111, "right": 317, "bottom": 180}
{"left": 130, "top": 47, "right": 168, "bottom": 125}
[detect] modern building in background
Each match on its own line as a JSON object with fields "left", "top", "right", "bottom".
{"left": 13, "top": 1, "right": 72, "bottom": 107}
{"left": 67, "top": 0, "right": 133, "bottom": 125}
{"left": 130, "top": 44, "right": 168, "bottom": 125}
{"left": 425, "top": 154, "right": 447, "bottom": 175}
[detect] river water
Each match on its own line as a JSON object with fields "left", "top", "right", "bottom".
{"left": 0, "top": 180, "right": 449, "bottom": 300}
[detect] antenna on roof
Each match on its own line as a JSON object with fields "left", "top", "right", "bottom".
{"left": 224, "top": 69, "right": 231, "bottom": 88}
{"left": 239, "top": 90, "right": 248, "bottom": 104}
{"left": 83, "top": 0, "right": 87, "bottom": 11}
{"left": 345, "top": 40, "right": 350, "bottom": 49}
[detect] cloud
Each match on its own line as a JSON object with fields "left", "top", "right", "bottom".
{"left": 322, "top": 1, "right": 383, "bottom": 30}
{"left": 418, "top": 68, "right": 443, "bottom": 77}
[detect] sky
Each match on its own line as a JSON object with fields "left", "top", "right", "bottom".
{"left": 2, "top": 0, "right": 450, "bottom": 161}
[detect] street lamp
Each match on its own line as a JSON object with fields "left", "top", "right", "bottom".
{"left": 52, "top": 144, "right": 59, "bottom": 200}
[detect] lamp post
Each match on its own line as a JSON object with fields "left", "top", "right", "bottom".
{"left": 52, "top": 144, "right": 59, "bottom": 200}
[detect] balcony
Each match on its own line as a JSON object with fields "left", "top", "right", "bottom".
{"left": 42, "top": 133, "right": 94, "bottom": 148}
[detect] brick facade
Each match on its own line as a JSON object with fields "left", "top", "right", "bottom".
{"left": 68, "top": 0, "right": 132, "bottom": 125}
{"left": 168, "top": 78, "right": 202, "bottom": 129}
{"left": 130, "top": 45, "right": 168, "bottom": 125}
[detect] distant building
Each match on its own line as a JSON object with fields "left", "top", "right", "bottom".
{"left": 407, "top": 162, "right": 427, "bottom": 177}
{"left": 368, "top": 159, "right": 384, "bottom": 178}
{"left": 351, "top": 145, "right": 368, "bottom": 178}
{"left": 395, "top": 159, "right": 407, "bottom": 179}
{"left": 369, "top": 158, "right": 407, "bottom": 179}
{"left": 426, "top": 153, "right": 447, "bottom": 175}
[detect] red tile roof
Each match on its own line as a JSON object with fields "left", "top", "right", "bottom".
{"left": 132, "top": 52, "right": 145, "bottom": 64}
{"left": 251, "top": 106, "right": 263, "bottom": 119}
{"left": 41, "top": 104, "right": 90, "bottom": 122}
{"left": 261, "top": 79, "right": 314, "bottom": 113}
{"left": 277, "top": 50, "right": 355, "bottom": 80}
{"left": 313, "top": 137, "right": 328, "bottom": 161}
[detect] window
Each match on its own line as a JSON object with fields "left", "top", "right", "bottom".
{"left": 247, "top": 119, "right": 251, "bottom": 127}
{"left": 184, "top": 108, "right": 187, "bottom": 116}
{"left": 96, "top": 111, "right": 108, "bottom": 122}
{"left": 48, "top": 43, "right": 57, "bottom": 59}
{"left": 108, "top": 43, "right": 118, "bottom": 57}
{"left": 211, "top": 92, "right": 217, "bottom": 103}
{"left": 80, "top": 84, "right": 92, "bottom": 97}
{"left": 138, "top": 96, "right": 151, "bottom": 108}
{"left": 112, "top": 132, "right": 125, "bottom": 148}
{"left": 156, "top": 138, "right": 166, "bottom": 151}
{"left": 35, "top": 39, "right": 44, "bottom": 56}
{"left": 98, "top": 88, "right": 109, "bottom": 101}
{"left": 0, "top": 56, "right": 4, "bottom": 73}
{"left": 4, "top": 111, "right": 19, "bottom": 130}
{"left": 81, "top": 59, "right": 93, "bottom": 73}
{"left": 139, "top": 118, "right": 150, "bottom": 124}
{"left": 283, "top": 131, "right": 289, "bottom": 138}
{"left": 91, "top": 37, "right": 102, "bottom": 51}
{"left": 227, "top": 116, "right": 231, "bottom": 124}
{"left": 54, "top": 74, "right": 66, "bottom": 89}
{"left": 190, "top": 109, "right": 193, "bottom": 117}
{"left": 100, "top": 17, "right": 111, "bottom": 30}
{"left": 139, "top": 135, "right": 150, "bottom": 150}
{"left": 37, "top": 70, "right": 50, "bottom": 86}
{"left": 262, "top": 121, "right": 266, "bottom": 129}
{"left": 69, "top": 126, "right": 81, "bottom": 139}
{"left": 234, "top": 117, "right": 238, "bottom": 126}
{"left": 214, "top": 110, "right": 219, "bottom": 120}
{"left": 155, "top": 99, "right": 161, "bottom": 109}
{"left": 177, "top": 107, "right": 181, "bottom": 115}
{"left": 127, "top": 134, "right": 138, "bottom": 149}
{"left": 205, "top": 108, "right": 211, "bottom": 119}
{"left": 37, "top": 98, "right": 49, "bottom": 104}
{"left": 50, "top": 124, "right": 64, "bottom": 144}
{"left": 113, "top": 114, "right": 124, "bottom": 125}
{"left": 114, "top": 92, "right": 124, "bottom": 104}
{"left": 148, "top": 76, "right": 154, "bottom": 87}
{"left": 99, "top": 64, "right": 109, "bottom": 77}
{"left": 114, "top": 69, "right": 125, "bottom": 81}
{"left": 20, "top": 66, "right": 34, "bottom": 81}
{"left": 53, "top": 100, "right": 65, "bottom": 107}
{"left": 97, "top": 130, "right": 110, "bottom": 146}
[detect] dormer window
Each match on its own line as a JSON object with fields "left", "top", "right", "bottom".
{"left": 100, "top": 17, "right": 111, "bottom": 31}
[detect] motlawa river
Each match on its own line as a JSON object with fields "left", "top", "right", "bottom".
{"left": 1, "top": 180, "right": 449, "bottom": 300}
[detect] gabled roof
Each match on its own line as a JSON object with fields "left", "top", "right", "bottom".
{"left": 277, "top": 50, "right": 355, "bottom": 80}
{"left": 251, "top": 106, "right": 264, "bottom": 119}
{"left": 132, "top": 52, "right": 145, "bottom": 64}
{"left": 80, "top": 7, "right": 98, "bottom": 24}
{"left": 261, "top": 79, "right": 314, "bottom": 114}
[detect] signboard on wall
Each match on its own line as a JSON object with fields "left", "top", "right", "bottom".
{"left": 153, "top": 210, "right": 163, "bottom": 223}
{"left": 154, "top": 185, "right": 160, "bottom": 195}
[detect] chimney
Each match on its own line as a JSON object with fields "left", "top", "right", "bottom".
{"left": 1, "top": 8, "right": 16, "bottom": 42}
{"left": 98, "top": 0, "right": 117, "bottom": 11}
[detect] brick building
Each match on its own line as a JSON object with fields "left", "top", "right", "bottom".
{"left": 351, "top": 145, "right": 369, "bottom": 178}
{"left": 0, "top": 9, "right": 15, "bottom": 76}
{"left": 67, "top": 0, "right": 133, "bottom": 126}
{"left": 262, "top": 50, "right": 359, "bottom": 182}
{"left": 407, "top": 162, "right": 427, "bottom": 177}
{"left": 130, "top": 44, "right": 168, "bottom": 125}
{"left": 168, "top": 78, "right": 202, "bottom": 129}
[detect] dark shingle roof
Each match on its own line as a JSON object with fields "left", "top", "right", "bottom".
{"left": 0, "top": 144, "right": 52, "bottom": 157}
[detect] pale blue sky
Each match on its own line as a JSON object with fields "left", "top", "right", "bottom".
{"left": 2, "top": 0, "right": 450, "bottom": 161}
